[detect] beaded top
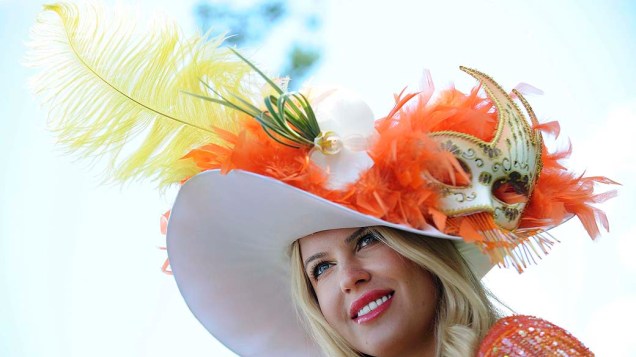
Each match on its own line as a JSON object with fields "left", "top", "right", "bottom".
{"left": 478, "top": 315, "right": 593, "bottom": 356}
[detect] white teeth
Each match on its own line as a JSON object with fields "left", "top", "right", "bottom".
{"left": 356, "top": 293, "right": 392, "bottom": 318}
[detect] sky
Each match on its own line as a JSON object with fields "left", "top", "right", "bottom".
{"left": 1, "top": 0, "right": 635, "bottom": 356}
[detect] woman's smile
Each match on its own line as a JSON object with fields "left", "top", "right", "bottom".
{"left": 350, "top": 290, "right": 394, "bottom": 324}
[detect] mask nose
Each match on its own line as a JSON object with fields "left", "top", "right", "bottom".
{"left": 339, "top": 259, "right": 371, "bottom": 293}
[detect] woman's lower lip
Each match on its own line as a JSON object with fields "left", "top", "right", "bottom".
{"left": 352, "top": 295, "right": 393, "bottom": 324}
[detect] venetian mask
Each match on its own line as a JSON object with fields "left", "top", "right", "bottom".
{"left": 429, "top": 67, "right": 543, "bottom": 231}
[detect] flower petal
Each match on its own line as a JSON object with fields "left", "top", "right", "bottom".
{"left": 306, "top": 86, "right": 376, "bottom": 189}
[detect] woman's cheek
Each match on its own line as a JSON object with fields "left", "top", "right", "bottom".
{"left": 316, "top": 281, "right": 342, "bottom": 323}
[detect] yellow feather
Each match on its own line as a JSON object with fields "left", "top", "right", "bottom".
{"left": 27, "top": 2, "right": 256, "bottom": 186}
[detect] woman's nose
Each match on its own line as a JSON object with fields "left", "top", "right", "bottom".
{"left": 339, "top": 260, "right": 371, "bottom": 293}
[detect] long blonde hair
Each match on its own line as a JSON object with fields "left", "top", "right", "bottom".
{"left": 290, "top": 226, "right": 500, "bottom": 357}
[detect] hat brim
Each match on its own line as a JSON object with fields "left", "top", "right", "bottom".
{"left": 166, "top": 169, "right": 492, "bottom": 356}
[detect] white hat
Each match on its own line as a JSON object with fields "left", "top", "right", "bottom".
{"left": 167, "top": 169, "right": 492, "bottom": 356}
{"left": 164, "top": 67, "right": 614, "bottom": 355}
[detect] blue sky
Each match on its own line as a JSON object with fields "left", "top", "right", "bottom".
{"left": 1, "top": 0, "right": 635, "bottom": 356}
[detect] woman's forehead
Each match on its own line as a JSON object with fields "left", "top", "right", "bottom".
{"left": 298, "top": 228, "right": 361, "bottom": 256}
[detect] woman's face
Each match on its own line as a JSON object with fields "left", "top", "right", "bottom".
{"left": 299, "top": 228, "right": 438, "bottom": 357}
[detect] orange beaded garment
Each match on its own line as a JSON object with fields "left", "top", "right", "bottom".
{"left": 478, "top": 315, "right": 593, "bottom": 356}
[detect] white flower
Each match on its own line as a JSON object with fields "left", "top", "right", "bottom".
{"left": 305, "top": 87, "right": 376, "bottom": 190}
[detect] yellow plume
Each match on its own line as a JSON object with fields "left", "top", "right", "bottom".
{"left": 27, "top": 2, "right": 256, "bottom": 186}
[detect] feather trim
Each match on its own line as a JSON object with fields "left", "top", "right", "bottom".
{"left": 27, "top": 2, "right": 253, "bottom": 186}
{"left": 183, "top": 88, "right": 466, "bottom": 230}
{"left": 520, "top": 124, "right": 619, "bottom": 238}
{"left": 183, "top": 79, "right": 617, "bottom": 272}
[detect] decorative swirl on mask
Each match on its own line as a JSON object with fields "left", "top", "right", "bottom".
{"left": 513, "top": 160, "right": 530, "bottom": 172}
{"left": 450, "top": 191, "right": 477, "bottom": 203}
{"left": 494, "top": 206, "right": 522, "bottom": 223}
{"left": 462, "top": 148, "right": 476, "bottom": 159}
{"left": 502, "top": 157, "right": 512, "bottom": 171}
{"left": 478, "top": 143, "right": 502, "bottom": 159}
{"left": 461, "top": 149, "right": 486, "bottom": 168}
{"left": 492, "top": 157, "right": 514, "bottom": 173}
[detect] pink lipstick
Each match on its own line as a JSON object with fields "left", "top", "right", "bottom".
{"left": 350, "top": 290, "right": 394, "bottom": 324}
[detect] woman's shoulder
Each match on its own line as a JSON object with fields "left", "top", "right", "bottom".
{"left": 477, "top": 315, "right": 593, "bottom": 356}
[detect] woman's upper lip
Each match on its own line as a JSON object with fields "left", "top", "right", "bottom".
{"left": 349, "top": 289, "right": 394, "bottom": 318}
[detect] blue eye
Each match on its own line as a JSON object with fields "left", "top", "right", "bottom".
{"left": 356, "top": 233, "right": 378, "bottom": 251}
{"left": 312, "top": 261, "right": 332, "bottom": 279}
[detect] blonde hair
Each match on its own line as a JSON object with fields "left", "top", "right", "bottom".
{"left": 290, "top": 226, "right": 500, "bottom": 357}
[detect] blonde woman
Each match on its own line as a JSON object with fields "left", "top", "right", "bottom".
{"left": 291, "top": 227, "right": 499, "bottom": 356}
{"left": 29, "top": 3, "right": 614, "bottom": 356}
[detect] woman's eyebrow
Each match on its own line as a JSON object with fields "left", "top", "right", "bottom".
{"left": 303, "top": 228, "right": 369, "bottom": 269}
{"left": 304, "top": 252, "right": 326, "bottom": 270}
{"left": 344, "top": 227, "right": 371, "bottom": 245}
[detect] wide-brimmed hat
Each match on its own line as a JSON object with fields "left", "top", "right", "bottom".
{"left": 28, "top": 3, "right": 616, "bottom": 357}
{"left": 167, "top": 169, "right": 493, "bottom": 356}
{"left": 163, "top": 66, "right": 614, "bottom": 355}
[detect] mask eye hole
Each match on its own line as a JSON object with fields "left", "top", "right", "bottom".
{"left": 492, "top": 172, "right": 530, "bottom": 204}
{"left": 428, "top": 158, "right": 472, "bottom": 187}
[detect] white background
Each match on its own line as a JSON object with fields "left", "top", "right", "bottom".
{"left": 1, "top": 0, "right": 634, "bottom": 356}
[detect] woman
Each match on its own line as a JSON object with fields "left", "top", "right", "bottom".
{"left": 29, "top": 3, "right": 613, "bottom": 356}
{"left": 291, "top": 227, "right": 498, "bottom": 356}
